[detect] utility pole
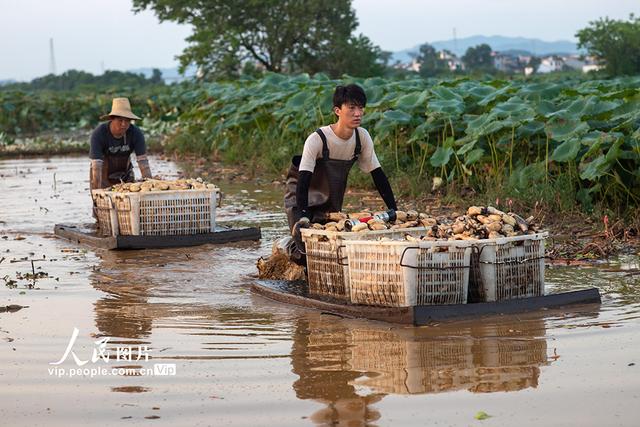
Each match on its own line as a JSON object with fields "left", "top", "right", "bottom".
{"left": 49, "top": 38, "right": 57, "bottom": 75}
{"left": 453, "top": 27, "right": 458, "bottom": 56}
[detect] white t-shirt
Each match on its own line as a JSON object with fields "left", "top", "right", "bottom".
{"left": 298, "top": 125, "right": 381, "bottom": 174}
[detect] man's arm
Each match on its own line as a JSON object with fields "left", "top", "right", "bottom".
{"left": 132, "top": 127, "right": 152, "bottom": 179}
{"left": 295, "top": 171, "right": 313, "bottom": 219}
{"left": 90, "top": 160, "right": 103, "bottom": 190}
{"left": 89, "top": 126, "right": 104, "bottom": 190}
{"left": 370, "top": 167, "right": 397, "bottom": 211}
{"left": 136, "top": 154, "right": 152, "bottom": 179}
{"left": 295, "top": 133, "right": 322, "bottom": 219}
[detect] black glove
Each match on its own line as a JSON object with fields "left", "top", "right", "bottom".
{"left": 292, "top": 216, "right": 310, "bottom": 254}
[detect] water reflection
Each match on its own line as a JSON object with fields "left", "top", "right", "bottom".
{"left": 88, "top": 244, "right": 283, "bottom": 351}
{"left": 291, "top": 316, "right": 383, "bottom": 426}
{"left": 292, "top": 313, "right": 551, "bottom": 425}
{"left": 90, "top": 251, "right": 157, "bottom": 339}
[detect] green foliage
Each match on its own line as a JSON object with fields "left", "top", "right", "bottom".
{"left": 1, "top": 69, "right": 164, "bottom": 92}
{"left": 576, "top": 14, "right": 640, "bottom": 76}
{"left": 159, "top": 73, "right": 640, "bottom": 211}
{"left": 0, "top": 84, "right": 185, "bottom": 135}
{"left": 3, "top": 73, "right": 640, "bottom": 213}
{"left": 462, "top": 44, "right": 495, "bottom": 72}
{"left": 132, "top": 0, "right": 386, "bottom": 79}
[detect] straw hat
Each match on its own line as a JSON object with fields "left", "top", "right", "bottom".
{"left": 101, "top": 97, "right": 141, "bottom": 120}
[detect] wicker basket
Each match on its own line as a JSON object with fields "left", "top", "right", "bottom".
{"left": 112, "top": 188, "right": 219, "bottom": 236}
{"left": 469, "top": 233, "right": 548, "bottom": 302}
{"left": 300, "top": 227, "right": 426, "bottom": 301}
{"left": 91, "top": 190, "right": 119, "bottom": 237}
{"left": 344, "top": 239, "right": 473, "bottom": 307}
{"left": 477, "top": 323, "right": 548, "bottom": 367}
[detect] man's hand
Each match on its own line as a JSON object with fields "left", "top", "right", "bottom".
{"left": 291, "top": 217, "right": 311, "bottom": 254}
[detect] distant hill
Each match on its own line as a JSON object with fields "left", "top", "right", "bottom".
{"left": 391, "top": 35, "right": 579, "bottom": 63}
{"left": 0, "top": 79, "right": 17, "bottom": 86}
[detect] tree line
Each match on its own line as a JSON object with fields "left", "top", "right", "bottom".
{"left": 1, "top": 69, "right": 164, "bottom": 92}
{"left": 4, "top": 4, "right": 639, "bottom": 90}
{"left": 130, "top": 1, "right": 640, "bottom": 79}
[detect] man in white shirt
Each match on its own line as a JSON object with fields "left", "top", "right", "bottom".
{"left": 284, "top": 84, "right": 397, "bottom": 263}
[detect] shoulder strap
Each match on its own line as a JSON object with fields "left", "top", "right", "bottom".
{"left": 315, "top": 129, "right": 329, "bottom": 161}
{"left": 101, "top": 122, "right": 111, "bottom": 155}
{"left": 353, "top": 128, "right": 361, "bottom": 160}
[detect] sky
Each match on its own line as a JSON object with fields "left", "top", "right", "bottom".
{"left": 1, "top": 0, "right": 638, "bottom": 81}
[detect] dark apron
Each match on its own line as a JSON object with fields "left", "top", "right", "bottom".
{"left": 284, "top": 128, "right": 361, "bottom": 230}
{"left": 89, "top": 156, "right": 134, "bottom": 190}
{"left": 104, "top": 154, "right": 134, "bottom": 186}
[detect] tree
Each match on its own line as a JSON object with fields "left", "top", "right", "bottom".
{"left": 576, "top": 14, "right": 640, "bottom": 76}
{"left": 414, "top": 43, "right": 448, "bottom": 77}
{"left": 298, "top": 34, "right": 389, "bottom": 78}
{"left": 462, "top": 44, "right": 495, "bottom": 72}
{"left": 132, "top": 0, "right": 386, "bottom": 79}
{"left": 527, "top": 56, "right": 541, "bottom": 74}
{"left": 149, "top": 68, "right": 164, "bottom": 84}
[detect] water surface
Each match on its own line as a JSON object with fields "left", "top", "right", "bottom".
{"left": 1, "top": 156, "right": 638, "bottom": 426}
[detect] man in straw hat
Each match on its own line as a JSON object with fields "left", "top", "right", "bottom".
{"left": 89, "top": 97, "right": 152, "bottom": 190}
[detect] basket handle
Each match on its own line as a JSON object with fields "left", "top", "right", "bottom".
{"left": 336, "top": 245, "right": 348, "bottom": 266}
{"left": 104, "top": 193, "right": 114, "bottom": 209}
{"left": 92, "top": 192, "right": 114, "bottom": 209}
{"left": 114, "top": 194, "right": 132, "bottom": 212}
{"left": 399, "top": 246, "right": 419, "bottom": 268}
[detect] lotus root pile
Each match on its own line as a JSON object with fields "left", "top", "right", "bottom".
{"left": 107, "top": 178, "right": 218, "bottom": 193}
{"left": 307, "top": 206, "right": 540, "bottom": 241}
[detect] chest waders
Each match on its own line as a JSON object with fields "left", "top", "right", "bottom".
{"left": 104, "top": 132, "right": 135, "bottom": 186}
{"left": 284, "top": 128, "right": 361, "bottom": 230}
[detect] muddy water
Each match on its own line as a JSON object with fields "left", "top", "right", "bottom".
{"left": 1, "top": 156, "right": 638, "bottom": 427}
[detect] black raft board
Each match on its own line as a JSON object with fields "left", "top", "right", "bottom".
{"left": 53, "top": 223, "right": 261, "bottom": 250}
{"left": 251, "top": 280, "right": 602, "bottom": 326}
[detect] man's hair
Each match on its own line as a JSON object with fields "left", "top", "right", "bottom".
{"left": 333, "top": 84, "right": 367, "bottom": 109}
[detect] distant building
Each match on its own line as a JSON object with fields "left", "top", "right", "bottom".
{"left": 393, "top": 45, "right": 604, "bottom": 76}
{"left": 439, "top": 50, "right": 464, "bottom": 71}
{"left": 537, "top": 56, "right": 564, "bottom": 73}
{"left": 493, "top": 52, "right": 524, "bottom": 73}
{"left": 518, "top": 54, "right": 533, "bottom": 64}
{"left": 582, "top": 63, "right": 604, "bottom": 73}
{"left": 562, "top": 56, "right": 586, "bottom": 71}
{"left": 562, "top": 55, "right": 604, "bottom": 73}
{"left": 406, "top": 58, "right": 421, "bottom": 72}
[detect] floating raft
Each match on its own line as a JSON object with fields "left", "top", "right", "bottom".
{"left": 54, "top": 223, "right": 261, "bottom": 250}
{"left": 251, "top": 279, "right": 601, "bottom": 325}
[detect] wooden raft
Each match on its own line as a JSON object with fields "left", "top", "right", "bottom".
{"left": 251, "top": 279, "right": 602, "bottom": 326}
{"left": 53, "top": 223, "right": 261, "bottom": 250}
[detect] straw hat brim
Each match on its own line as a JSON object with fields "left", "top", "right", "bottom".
{"left": 100, "top": 111, "right": 141, "bottom": 121}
